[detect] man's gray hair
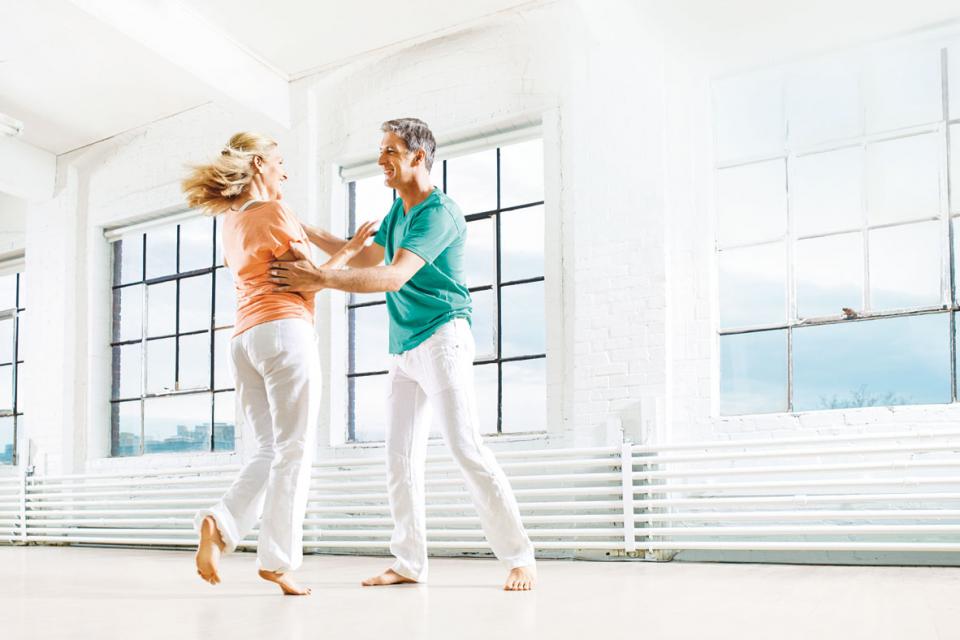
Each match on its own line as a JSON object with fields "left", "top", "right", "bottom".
{"left": 381, "top": 118, "right": 437, "bottom": 172}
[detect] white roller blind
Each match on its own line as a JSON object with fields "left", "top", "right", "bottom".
{"left": 103, "top": 208, "right": 201, "bottom": 242}
{"left": 340, "top": 122, "right": 542, "bottom": 182}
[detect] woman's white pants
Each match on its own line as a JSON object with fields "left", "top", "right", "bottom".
{"left": 195, "top": 318, "right": 320, "bottom": 573}
{"left": 386, "top": 318, "right": 536, "bottom": 582}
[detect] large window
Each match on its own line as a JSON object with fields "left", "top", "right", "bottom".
{"left": 346, "top": 138, "right": 547, "bottom": 441}
{"left": 715, "top": 40, "right": 960, "bottom": 415}
{"left": 0, "top": 271, "right": 24, "bottom": 465}
{"left": 110, "top": 217, "right": 236, "bottom": 456}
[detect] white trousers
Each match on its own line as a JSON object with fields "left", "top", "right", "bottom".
{"left": 386, "top": 318, "right": 535, "bottom": 582}
{"left": 195, "top": 318, "right": 320, "bottom": 573}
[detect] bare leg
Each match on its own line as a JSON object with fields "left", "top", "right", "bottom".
{"left": 361, "top": 568, "right": 419, "bottom": 587}
{"left": 195, "top": 516, "right": 225, "bottom": 585}
{"left": 258, "top": 569, "right": 312, "bottom": 596}
{"left": 504, "top": 565, "right": 536, "bottom": 591}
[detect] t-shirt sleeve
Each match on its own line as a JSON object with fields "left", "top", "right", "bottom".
{"left": 261, "top": 203, "right": 307, "bottom": 258}
{"left": 372, "top": 217, "right": 389, "bottom": 247}
{"left": 399, "top": 205, "right": 461, "bottom": 264}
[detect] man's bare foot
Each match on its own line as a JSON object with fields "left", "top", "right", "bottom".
{"left": 258, "top": 569, "right": 312, "bottom": 596}
{"left": 195, "top": 516, "right": 225, "bottom": 585}
{"left": 504, "top": 565, "right": 535, "bottom": 591}
{"left": 361, "top": 568, "right": 418, "bottom": 587}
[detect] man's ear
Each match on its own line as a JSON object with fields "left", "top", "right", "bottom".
{"left": 412, "top": 148, "right": 426, "bottom": 167}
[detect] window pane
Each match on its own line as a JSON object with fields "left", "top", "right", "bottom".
{"left": 146, "top": 281, "right": 176, "bottom": 337}
{"left": 115, "top": 234, "right": 143, "bottom": 285}
{"left": 718, "top": 243, "right": 787, "bottom": 328}
{"left": 180, "top": 274, "right": 212, "bottom": 333}
{"left": 713, "top": 71, "right": 785, "bottom": 162}
{"left": 179, "top": 217, "right": 214, "bottom": 272}
{"left": 178, "top": 332, "right": 210, "bottom": 390}
{"left": 213, "top": 391, "right": 236, "bottom": 452}
{"left": 145, "top": 338, "right": 175, "bottom": 394}
{"left": 501, "top": 281, "right": 545, "bottom": 357}
{"left": 502, "top": 358, "right": 546, "bottom": 433}
{"left": 796, "top": 232, "right": 863, "bottom": 319}
{"left": 143, "top": 393, "right": 211, "bottom": 454}
{"left": 720, "top": 330, "right": 788, "bottom": 415}
{"left": 349, "top": 305, "right": 390, "bottom": 373}
{"left": 112, "top": 400, "right": 141, "bottom": 457}
{"left": 215, "top": 218, "right": 225, "bottom": 267}
{"left": 446, "top": 149, "right": 497, "bottom": 215}
{"left": 214, "top": 269, "right": 236, "bottom": 327}
{"left": 15, "top": 363, "right": 23, "bottom": 413}
{"left": 0, "top": 416, "right": 12, "bottom": 464}
{"left": 864, "top": 46, "right": 942, "bottom": 133}
{"left": 0, "top": 364, "right": 12, "bottom": 412}
{"left": 349, "top": 291, "right": 386, "bottom": 305}
{"left": 793, "top": 314, "right": 950, "bottom": 411}
{"left": 951, "top": 125, "right": 960, "bottom": 215}
{"left": 353, "top": 175, "right": 394, "bottom": 223}
{"left": 465, "top": 217, "right": 495, "bottom": 288}
{"left": 501, "top": 205, "right": 545, "bottom": 282}
{"left": 214, "top": 328, "right": 234, "bottom": 390}
{"left": 869, "top": 221, "right": 941, "bottom": 310}
{"left": 866, "top": 133, "right": 942, "bottom": 226}
{"left": 0, "top": 318, "right": 13, "bottom": 364}
{"left": 471, "top": 288, "right": 496, "bottom": 359}
{"left": 113, "top": 285, "right": 143, "bottom": 342}
{"left": 716, "top": 160, "right": 787, "bottom": 246}
{"left": 954, "top": 218, "right": 960, "bottom": 306}
{"left": 145, "top": 225, "right": 178, "bottom": 279}
{"left": 474, "top": 363, "right": 498, "bottom": 435}
{"left": 500, "top": 139, "right": 544, "bottom": 208}
{"left": 351, "top": 374, "right": 389, "bottom": 442}
{"left": 113, "top": 343, "right": 142, "bottom": 400}
{"left": 0, "top": 274, "right": 16, "bottom": 311}
{"left": 792, "top": 147, "right": 863, "bottom": 237}
{"left": 786, "top": 58, "right": 862, "bottom": 147}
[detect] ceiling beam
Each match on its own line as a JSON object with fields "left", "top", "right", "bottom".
{"left": 66, "top": 0, "right": 291, "bottom": 129}
{"left": 0, "top": 137, "right": 55, "bottom": 200}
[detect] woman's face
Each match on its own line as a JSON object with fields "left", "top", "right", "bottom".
{"left": 255, "top": 146, "right": 287, "bottom": 199}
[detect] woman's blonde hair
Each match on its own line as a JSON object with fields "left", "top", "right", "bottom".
{"left": 182, "top": 132, "right": 277, "bottom": 214}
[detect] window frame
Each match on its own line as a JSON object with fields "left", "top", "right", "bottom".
{"left": 345, "top": 139, "right": 547, "bottom": 442}
{"left": 108, "top": 216, "right": 236, "bottom": 457}
{"left": 0, "top": 271, "right": 25, "bottom": 466}
{"left": 715, "top": 44, "right": 959, "bottom": 415}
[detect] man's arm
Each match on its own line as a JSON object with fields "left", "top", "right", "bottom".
{"left": 270, "top": 248, "right": 424, "bottom": 294}
{"left": 301, "top": 221, "right": 384, "bottom": 268}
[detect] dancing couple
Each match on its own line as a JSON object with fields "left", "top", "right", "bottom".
{"left": 182, "top": 118, "right": 536, "bottom": 594}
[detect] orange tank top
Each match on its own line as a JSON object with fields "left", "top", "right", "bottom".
{"left": 220, "top": 200, "right": 314, "bottom": 336}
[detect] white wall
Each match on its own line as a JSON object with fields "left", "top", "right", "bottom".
{"left": 16, "top": 0, "right": 960, "bottom": 477}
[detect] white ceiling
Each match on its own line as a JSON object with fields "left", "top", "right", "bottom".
{"left": 187, "top": 0, "right": 542, "bottom": 78}
{"left": 2, "top": 0, "right": 960, "bottom": 162}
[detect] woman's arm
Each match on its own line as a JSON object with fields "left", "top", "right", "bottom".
{"left": 319, "top": 221, "right": 377, "bottom": 270}
{"left": 301, "top": 221, "right": 383, "bottom": 268}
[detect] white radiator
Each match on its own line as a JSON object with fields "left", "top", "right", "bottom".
{"left": 3, "top": 429, "right": 960, "bottom": 558}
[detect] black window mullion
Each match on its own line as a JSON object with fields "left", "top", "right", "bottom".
{"left": 495, "top": 147, "right": 503, "bottom": 434}
{"left": 210, "top": 217, "right": 218, "bottom": 451}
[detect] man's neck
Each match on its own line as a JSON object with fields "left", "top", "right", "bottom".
{"left": 396, "top": 174, "right": 435, "bottom": 214}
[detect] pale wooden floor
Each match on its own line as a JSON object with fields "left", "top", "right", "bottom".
{"left": 2, "top": 546, "right": 958, "bottom": 640}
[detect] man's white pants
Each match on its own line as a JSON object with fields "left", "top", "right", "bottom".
{"left": 386, "top": 318, "right": 535, "bottom": 582}
{"left": 195, "top": 318, "right": 320, "bottom": 573}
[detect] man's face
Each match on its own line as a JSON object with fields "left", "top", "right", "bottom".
{"left": 378, "top": 131, "right": 420, "bottom": 190}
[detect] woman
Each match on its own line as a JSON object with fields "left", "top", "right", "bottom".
{"left": 182, "top": 133, "right": 374, "bottom": 595}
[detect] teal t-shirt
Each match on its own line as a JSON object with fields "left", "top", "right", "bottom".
{"left": 373, "top": 188, "right": 472, "bottom": 354}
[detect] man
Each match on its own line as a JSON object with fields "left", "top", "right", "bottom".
{"left": 270, "top": 118, "right": 536, "bottom": 591}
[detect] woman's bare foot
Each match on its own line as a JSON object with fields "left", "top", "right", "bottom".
{"left": 504, "top": 565, "right": 536, "bottom": 591}
{"left": 195, "top": 516, "right": 225, "bottom": 585}
{"left": 361, "top": 568, "right": 418, "bottom": 587}
{"left": 258, "top": 569, "right": 312, "bottom": 596}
